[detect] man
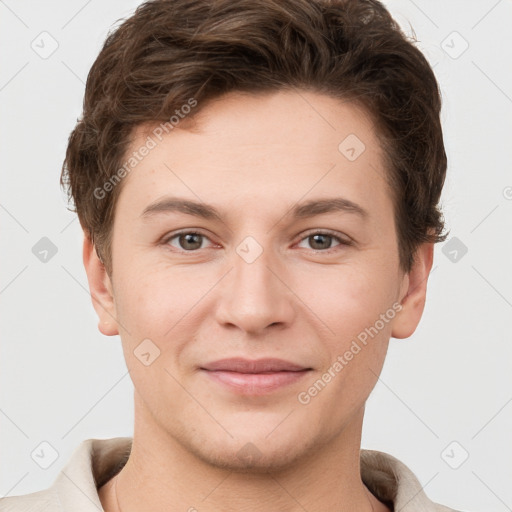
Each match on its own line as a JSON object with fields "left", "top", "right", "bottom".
{"left": 1, "top": 0, "right": 462, "bottom": 510}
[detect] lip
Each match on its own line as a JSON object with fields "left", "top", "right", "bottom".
{"left": 201, "top": 357, "right": 310, "bottom": 373}
{"left": 200, "top": 358, "right": 312, "bottom": 395}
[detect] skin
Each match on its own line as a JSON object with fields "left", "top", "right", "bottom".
{"left": 85, "top": 90, "right": 433, "bottom": 512}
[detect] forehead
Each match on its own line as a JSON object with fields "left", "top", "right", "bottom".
{"left": 116, "top": 90, "right": 392, "bottom": 221}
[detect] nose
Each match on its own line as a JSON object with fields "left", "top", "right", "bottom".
{"left": 214, "top": 244, "right": 296, "bottom": 335}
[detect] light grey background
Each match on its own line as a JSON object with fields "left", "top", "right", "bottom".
{"left": 1, "top": 1, "right": 511, "bottom": 510}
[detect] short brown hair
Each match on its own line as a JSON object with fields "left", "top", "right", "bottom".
{"left": 61, "top": 0, "right": 447, "bottom": 274}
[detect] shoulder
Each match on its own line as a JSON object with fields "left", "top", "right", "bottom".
{"left": 360, "top": 449, "right": 464, "bottom": 512}
{"left": 0, "top": 488, "right": 62, "bottom": 511}
{"left": 0, "top": 437, "right": 132, "bottom": 512}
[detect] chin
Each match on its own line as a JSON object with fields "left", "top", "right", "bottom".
{"left": 192, "top": 443, "right": 306, "bottom": 473}
{"left": 182, "top": 427, "right": 316, "bottom": 474}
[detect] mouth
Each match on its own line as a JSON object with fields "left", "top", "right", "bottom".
{"left": 200, "top": 358, "right": 313, "bottom": 395}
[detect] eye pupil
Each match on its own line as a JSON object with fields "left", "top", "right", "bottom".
{"left": 179, "top": 233, "right": 203, "bottom": 250}
{"left": 309, "top": 234, "right": 332, "bottom": 250}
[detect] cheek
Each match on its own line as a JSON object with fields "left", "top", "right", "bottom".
{"left": 294, "top": 268, "right": 394, "bottom": 428}
{"left": 112, "top": 270, "right": 195, "bottom": 399}
{"left": 112, "top": 260, "right": 217, "bottom": 348}
{"left": 293, "top": 261, "right": 398, "bottom": 403}
{"left": 297, "top": 262, "right": 399, "bottom": 343}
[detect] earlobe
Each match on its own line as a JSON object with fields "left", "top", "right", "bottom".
{"left": 82, "top": 234, "right": 119, "bottom": 336}
{"left": 391, "top": 243, "right": 434, "bottom": 340}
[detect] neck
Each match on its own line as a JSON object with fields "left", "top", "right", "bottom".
{"left": 99, "top": 396, "right": 389, "bottom": 512}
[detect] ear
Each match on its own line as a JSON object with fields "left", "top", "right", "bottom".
{"left": 82, "top": 234, "right": 119, "bottom": 336}
{"left": 391, "top": 242, "right": 434, "bottom": 339}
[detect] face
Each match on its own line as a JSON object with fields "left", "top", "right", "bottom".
{"left": 86, "top": 90, "right": 432, "bottom": 472}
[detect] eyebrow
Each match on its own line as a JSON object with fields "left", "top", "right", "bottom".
{"left": 290, "top": 197, "right": 367, "bottom": 219}
{"left": 141, "top": 198, "right": 223, "bottom": 221}
{"left": 140, "top": 196, "right": 368, "bottom": 221}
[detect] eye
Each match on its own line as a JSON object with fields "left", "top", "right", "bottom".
{"left": 296, "top": 232, "right": 350, "bottom": 251}
{"left": 165, "top": 231, "right": 215, "bottom": 251}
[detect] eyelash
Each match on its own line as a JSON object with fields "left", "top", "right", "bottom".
{"left": 161, "top": 229, "right": 353, "bottom": 253}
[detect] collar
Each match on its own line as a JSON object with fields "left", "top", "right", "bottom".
{"left": 11, "top": 437, "right": 456, "bottom": 511}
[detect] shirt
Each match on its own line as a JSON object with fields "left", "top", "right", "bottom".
{"left": 0, "top": 437, "right": 461, "bottom": 511}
